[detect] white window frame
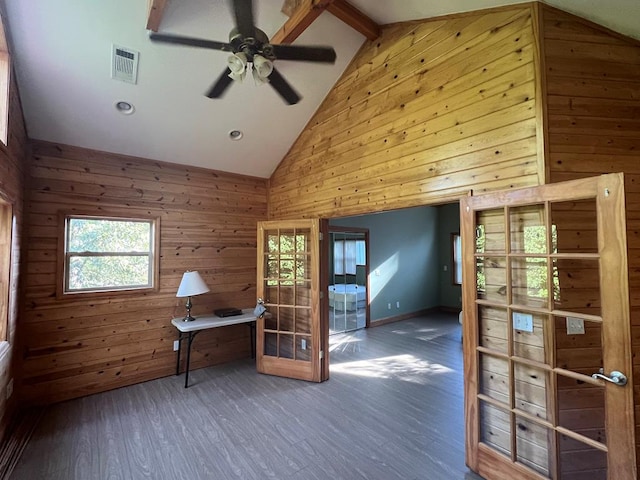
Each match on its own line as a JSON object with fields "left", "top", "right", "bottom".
{"left": 61, "top": 214, "right": 159, "bottom": 295}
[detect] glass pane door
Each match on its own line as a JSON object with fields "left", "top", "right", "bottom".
{"left": 257, "top": 220, "right": 322, "bottom": 382}
{"left": 462, "top": 174, "right": 635, "bottom": 480}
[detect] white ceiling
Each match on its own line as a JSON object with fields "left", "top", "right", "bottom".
{"left": 3, "top": 0, "right": 639, "bottom": 178}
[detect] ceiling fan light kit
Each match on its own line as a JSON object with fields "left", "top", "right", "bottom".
{"left": 227, "top": 52, "right": 248, "bottom": 81}
{"left": 149, "top": 0, "right": 337, "bottom": 105}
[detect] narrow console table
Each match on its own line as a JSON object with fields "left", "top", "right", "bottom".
{"left": 171, "top": 309, "right": 257, "bottom": 388}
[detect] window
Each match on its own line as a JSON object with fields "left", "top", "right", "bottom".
{"left": 0, "top": 201, "right": 11, "bottom": 341}
{"left": 334, "top": 239, "right": 365, "bottom": 275}
{"left": 452, "top": 233, "right": 462, "bottom": 285}
{"left": 62, "top": 215, "right": 158, "bottom": 294}
{"left": 0, "top": 18, "right": 11, "bottom": 146}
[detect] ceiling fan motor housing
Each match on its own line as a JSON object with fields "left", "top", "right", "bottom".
{"left": 228, "top": 27, "right": 274, "bottom": 61}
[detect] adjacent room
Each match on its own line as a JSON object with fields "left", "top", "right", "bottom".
{"left": 0, "top": 0, "right": 639, "bottom": 479}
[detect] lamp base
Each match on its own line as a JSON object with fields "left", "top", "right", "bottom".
{"left": 183, "top": 296, "right": 195, "bottom": 321}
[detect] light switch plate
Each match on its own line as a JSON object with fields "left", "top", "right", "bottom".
{"left": 566, "top": 316, "right": 585, "bottom": 335}
{"left": 513, "top": 312, "right": 534, "bottom": 333}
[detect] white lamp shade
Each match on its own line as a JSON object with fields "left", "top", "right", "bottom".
{"left": 176, "top": 271, "right": 210, "bottom": 297}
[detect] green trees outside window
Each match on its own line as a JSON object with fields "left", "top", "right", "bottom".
{"left": 64, "top": 216, "right": 156, "bottom": 293}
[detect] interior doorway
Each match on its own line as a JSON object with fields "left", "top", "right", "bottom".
{"left": 328, "top": 228, "right": 369, "bottom": 335}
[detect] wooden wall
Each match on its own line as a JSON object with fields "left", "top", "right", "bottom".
{"left": 0, "top": 70, "right": 28, "bottom": 439}
{"left": 268, "top": 4, "right": 542, "bottom": 220}
{"left": 20, "top": 142, "right": 267, "bottom": 404}
{"left": 540, "top": 4, "right": 640, "bottom": 472}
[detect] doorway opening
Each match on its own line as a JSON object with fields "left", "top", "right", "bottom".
{"left": 328, "top": 228, "right": 368, "bottom": 335}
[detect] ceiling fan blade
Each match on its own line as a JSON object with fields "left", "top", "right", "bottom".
{"left": 150, "top": 33, "right": 232, "bottom": 52}
{"left": 206, "top": 69, "right": 235, "bottom": 98}
{"left": 268, "top": 67, "right": 301, "bottom": 105}
{"left": 270, "top": 44, "right": 336, "bottom": 63}
{"left": 232, "top": 0, "right": 255, "bottom": 38}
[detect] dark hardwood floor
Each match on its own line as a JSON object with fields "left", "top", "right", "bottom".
{"left": 10, "top": 312, "right": 483, "bottom": 480}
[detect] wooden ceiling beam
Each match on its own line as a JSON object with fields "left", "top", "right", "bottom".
{"left": 146, "top": 0, "right": 168, "bottom": 32}
{"left": 271, "top": 0, "right": 333, "bottom": 44}
{"left": 272, "top": 0, "right": 380, "bottom": 44}
{"left": 326, "top": 0, "right": 380, "bottom": 41}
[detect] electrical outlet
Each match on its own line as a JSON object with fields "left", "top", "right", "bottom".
{"left": 387, "top": 303, "right": 391, "bottom": 310}
{"left": 6, "top": 378, "right": 13, "bottom": 400}
{"left": 173, "top": 340, "right": 180, "bottom": 351}
{"left": 396, "top": 301, "right": 400, "bottom": 309}
{"left": 566, "top": 317, "right": 585, "bottom": 335}
{"left": 443, "top": 265, "right": 448, "bottom": 271}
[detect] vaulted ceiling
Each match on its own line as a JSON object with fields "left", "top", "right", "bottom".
{"left": 2, "top": 0, "right": 639, "bottom": 177}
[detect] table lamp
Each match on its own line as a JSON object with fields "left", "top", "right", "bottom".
{"left": 176, "top": 271, "right": 210, "bottom": 321}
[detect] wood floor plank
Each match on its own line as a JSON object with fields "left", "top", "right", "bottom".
{"left": 9, "top": 312, "right": 483, "bottom": 480}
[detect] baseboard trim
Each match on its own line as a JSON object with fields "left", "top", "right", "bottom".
{"left": 370, "top": 307, "right": 439, "bottom": 328}
{"left": 0, "top": 407, "right": 45, "bottom": 480}
{"left": 439, "top": 306, "right": 462, "bottom": 313}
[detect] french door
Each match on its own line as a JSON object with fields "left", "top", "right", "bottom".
{"left": 461, "top": 173, "right": 636, "bottom": 479}
{"left": 256, "top": 219, "right": 324, "bottom": 382}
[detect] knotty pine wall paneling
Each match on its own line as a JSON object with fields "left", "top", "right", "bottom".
{"left": 0, "top": 71, "right": 28, "bottom": 442}
{"left": 21, "top": 141, "right": 267, "bottom": 404}
{"left": 268, "top": 4, "right": 542, "bottom": 220}
{"left": 540, "top": 4, "right": 640, "bottom": 470}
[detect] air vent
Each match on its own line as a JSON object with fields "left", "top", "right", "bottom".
{"left": 111, "top": 44, "right": 139, "bottom": 84}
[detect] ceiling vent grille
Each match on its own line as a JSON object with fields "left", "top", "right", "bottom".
{"left": 111, "top": 44, "right": 139, "bottom": 84}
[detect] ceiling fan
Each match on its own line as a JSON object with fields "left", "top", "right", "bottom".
{"left": 149, "top": 0, "right": 337, "bottom": 105}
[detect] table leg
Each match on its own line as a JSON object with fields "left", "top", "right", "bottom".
{"left": 249, "top": 321, "right": 256, "bottom": 359}
{"left": 184, "top": 331, "right": 198, "bottom": 388}
{"left": 175, "top": 332, "right": 183, "bottom": 376}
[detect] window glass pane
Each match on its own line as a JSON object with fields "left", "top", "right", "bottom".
{"left": 476, "top": 256, "right": 507, "bottom": 303}
{"left": 509, "top": 205, "right": 546, "bottom": 254}
{"left": 476, "top": 209, "right": 505, "bottom": 254}
{"left": 478, "top": 305, "right": 508, "bottom": 353}
{"left": 334, "top": 240, "right": 344, "bottom": 275}
{"left": 68, "top": 256, "right": 150, "bottom": 290}
{"left": 356, "top": 240, "right": 366, "bottom": 265}
{"left": 511, "top": 257, "right": 548, "bottom": 308}
{"left": 68, "top": 218, "right": 150, "bottom": 252}
{"left": 65, "top": 216, "right": 155, "bottom": 294}
{"left": 453, "top": 234, "right": 462, "bottom": 285}
{"left": 515, "top": 416, "right": 551, "bottom": 476}
{"left": 480, "top": 401, "right": 511, "bottom": 457}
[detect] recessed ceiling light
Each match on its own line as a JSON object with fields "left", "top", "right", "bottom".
{"left": 229, "top": 130, "right": 243, "bottom": 141}
{"left": 115, "top": 101, "right": 135, "bottom": 115}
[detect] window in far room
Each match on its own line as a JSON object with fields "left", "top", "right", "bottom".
{"left": 0, "top": 15, "right": 10, "bottom": 146}
{"left": 62, "top": 215, "right": 159, "bottom": 295}
{"left": 334, "top": 239, "right": 366, "bottom": 275}
{"left": 452, "top": 233, "right": 462, "bottom": 285}
{"left": 0, "top": 200, "right": 12, "bottom": 341}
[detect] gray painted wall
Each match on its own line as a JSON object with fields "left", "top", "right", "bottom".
{"left": 330, "top": 206, "right": 440, "bottom": 321}
{"left": 437, "top": 203, "right": 462, "bottom": 310}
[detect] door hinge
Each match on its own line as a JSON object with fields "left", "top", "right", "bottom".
{"left": 320, "top": 350, "right": 324, "bottom": 359}
{"left": 320, "top": 291, "right": 324, "bottom": 299}
{"left": 319, "top": 232, "right": 323, "bottom": 241}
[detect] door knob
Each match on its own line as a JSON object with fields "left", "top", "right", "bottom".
{"left": 591, "top": 368, "right": 627, "bottom": 386}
